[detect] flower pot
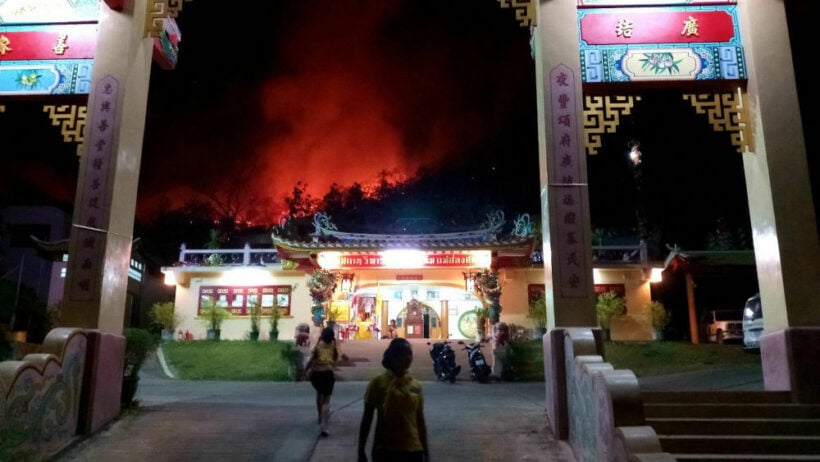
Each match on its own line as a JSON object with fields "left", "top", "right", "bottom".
{"left": 206, "top": 329, "right": 221, "bottom": 340}
{"left": 311, "top": 305, "right": 325, "bottom": 327}
{"left": 161, "top": 329, "right": 175, "bottom": 342}
{"left": 250, "top": 331, "right": 260, "bottom": 341}
{"left": 270, "top": 330, "right": 279, "bottom": 341}
{"left": 488, "top": 304, "right": 501, "bottom": 324}
{"left": 532, "top": 327, "right": 547, "bottom": 340}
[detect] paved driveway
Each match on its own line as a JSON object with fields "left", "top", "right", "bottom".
{"left": 54, "top": 356, "right": 575, "bottom": 462}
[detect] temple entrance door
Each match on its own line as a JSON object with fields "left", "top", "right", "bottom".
{"left": 404, "top": 299, "right": 424, "bottom": 339}
{"left": 423, "top": 313, "right": 429, "bottom": 338}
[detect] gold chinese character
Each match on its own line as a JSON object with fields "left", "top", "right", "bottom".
{"left": 681, "top": 16, "right": 699, "bottom": 37}
{"left": 53, "top": 33, "right": 69, "bottom": 55}
{"left": 0, "top": 35, "right": 12, "bottom": 55}
{"left": 615, "top": 19, "right": 634, "bottom": 38}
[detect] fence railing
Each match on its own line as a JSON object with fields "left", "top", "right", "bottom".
{"left": 176, "top": 243, "right": 279, "bottom": 266}
{"left": 176, "top": 241, "right": 648, "bottom": 267}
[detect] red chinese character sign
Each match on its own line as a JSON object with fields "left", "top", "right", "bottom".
{"left": 578, "top": 4, "right": 746, "bottom": 83}
{"left": 550, "top": 64, "right": 590, "bottom": 298}
{"left": 0, "top": 19, "right": 97, "bottom": 94}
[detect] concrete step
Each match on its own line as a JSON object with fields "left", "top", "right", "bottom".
{"left": 659, "top": 435, "right": 820, "bottom": 456}
{"left": 648, "top": 417, "right": 820, "bottom": 436}
{"left": 675, "top": 454, "right": 820, "bottom": 461}
{"left": 642, "top": 391, "right": 793, "bottom": 405}
{"left": 644, "top": 403, "right": 820, "bottom": 419}
{"left": 333, "top": 338, "right": 473, "bottom": 382}
{"left": 641, "top": 390, "right": 820, "bottom": 461}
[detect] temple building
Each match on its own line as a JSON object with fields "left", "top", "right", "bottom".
{"left": 161, "top": 212, "right": 661, "bottom": 342}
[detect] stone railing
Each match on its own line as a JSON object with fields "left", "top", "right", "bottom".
{"left": 544, "top": 328, "right": 674, "bottom": 461}
{"left": 175, "top": 243, "right": 279, "bottom": 266}
{"left": 0, "top": 328, "right": 124, "bottom": 461}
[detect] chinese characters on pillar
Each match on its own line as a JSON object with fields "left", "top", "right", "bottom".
{"left": 68, "top": 75, "right": 119, "bottom": 301}
{"left": 550, "top": 65, "right": 589, "bottom": 298}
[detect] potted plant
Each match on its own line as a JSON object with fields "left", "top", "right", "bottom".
{"left": 269, "top": 305, "right": 282, "bottom": 341}
{"left": 149, "top": 301, "right": 182, "bottom": 341}
{"left": 248, "top": 301, "right": 261, "bottom": 341}
{"left": 122, "top": 327, "right": 156, "bottom": 408}
{"left": 205, "top": 228, "right": 224, "bottom": 266}
{"left": 200, "top": 299, "right": 232, "bottom": 340}
{"left": 527, "top": 294, "right": 548, "bottom": 339}
{"left": 645, "top": 300, "right": 670, "bottom": 340}
{"left": 596, "top": 290, "right": 625, "bottom": 341}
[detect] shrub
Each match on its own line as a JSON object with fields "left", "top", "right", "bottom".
{"left": 248, "top": 301, "right": 262, "bottom": 333}
{"left": 646, "top": 300, "right": 670, "bottom": 331}
{"left": 200, "top": 299, "right": 232, "bottom": 331}
{"left": 150, "top": 302, "right": 182, "bottom": 331}
{"left": 596, "top": 291, "right": 625, "bottom": 330}
{"left": 527, "top": 294, "right": 548, "bottom": 330}
{"left": 123, "top": 327, "right": 156, "bottom": 377}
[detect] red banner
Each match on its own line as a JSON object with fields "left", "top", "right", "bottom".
{"left": 579, "top": 9, "right": 736, "bottom": 45}
{"left": 337, "top": 253, "right": 482, "bottom": 269}
{"left": 0, "top": 24, "right": 97, "bottom": 61}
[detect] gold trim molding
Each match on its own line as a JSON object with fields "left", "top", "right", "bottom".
{"left": 497, "top": 0, "right": 537, "bottom": 27}
{"left": 145, "top": 0, "right": 192, "bottom": 38}
{"left": 583, "top": 95, "right": 640, "bottom": 155}
{"left": 683, "top": 88, "right": 752, "bottom": 154}
{"left": 43, "top": 104, "right": 87, "bottom": 157}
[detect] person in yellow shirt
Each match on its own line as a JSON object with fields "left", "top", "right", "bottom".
{"left": 358, "top": 338, "right": 428, "bottom": 462}
{"left": 305, "top": 327, "right": 348, "bottom": 436}
{"left": 355, "top": 314, "right": 373, "bottom": 340}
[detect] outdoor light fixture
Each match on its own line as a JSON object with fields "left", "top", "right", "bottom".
{"left": 628, "top": 141, "right": 642, "bottom": 166}
{"left": 316, "top": 251, "right": 342, "bottom": 269}
{"left": 340, "top": 273, "right": 355, "bottom": 292}
{"left": 163, "top": 270, "right": 177, "bottom": 286}
{"left": 381, "top": 250, "right": 427, "bottom": 268}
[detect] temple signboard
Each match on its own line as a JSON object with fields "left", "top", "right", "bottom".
{"left": 578, "top": 4, "right": 746, "bottom": 83}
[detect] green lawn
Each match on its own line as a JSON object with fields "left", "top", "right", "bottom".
{"left": 159, "top": 339, "right": 760, "bottom": 382}
{"left": 604, "top": 340, "right": 760, "bottom": 377}
{"left": 161, "top": 340, "right": 295, "bottom": 381}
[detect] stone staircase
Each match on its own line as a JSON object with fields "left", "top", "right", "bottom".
{"left": 642, "top": 390, "right": 820, "bottom": 461}
{"left": 333, "top": 338, "right": 470, "bottom": 382}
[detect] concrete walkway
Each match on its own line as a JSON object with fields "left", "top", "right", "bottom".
{"left": 52, "top": 339, "right": 762, "bottom": 462}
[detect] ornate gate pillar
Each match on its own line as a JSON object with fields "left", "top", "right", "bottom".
{"left": 61, "top": 0, "right": 155, "bottom": 331}
{"left": 532, "top": 0, "right": 598, "bottom": 440}
{"left": 533, "top": 1, "right": 597, "bottom": 330}
{"left": 736, "top": 0, "right": 820, "bottom": 402}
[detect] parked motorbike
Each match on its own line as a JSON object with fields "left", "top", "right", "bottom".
{"left": 427, "top": 341, "right": 460, "bottom": 383}
{"left": 459, "top": 340, "right": 491, "bottom": 383}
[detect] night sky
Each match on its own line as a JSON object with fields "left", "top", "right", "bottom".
{"left": 2, "top": 0, "right": 817, "bottom": 251}
{"left": 138, "top": 0, "right": 539, "bottom": 222}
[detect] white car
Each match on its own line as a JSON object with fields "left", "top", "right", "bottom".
{"left": 700, "top": 309, "right": 744, "bottom": 344}
{"left": 742, "top": 293, "right": 763, "bottom": 351}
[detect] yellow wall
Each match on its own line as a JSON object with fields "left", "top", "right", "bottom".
{"left": 166, "top": 265, "right": 655, "bottom": 341}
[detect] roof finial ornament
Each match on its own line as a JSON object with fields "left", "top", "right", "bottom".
{"left": 312, "top": 212, "right": 338, "bottom": 236}
{"left": 511, "top": 213, "right": 532, "bottom": 237}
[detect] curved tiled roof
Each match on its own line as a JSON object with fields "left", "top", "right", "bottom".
{"left": 271, "top": 234, "right": 534, "bottom": 252}
{"left": 271, "top": 211, "right": 536, "bottom": 269}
